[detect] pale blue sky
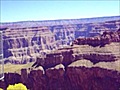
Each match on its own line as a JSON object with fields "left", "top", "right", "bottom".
{"left": 0, "top": 0, "right": 120, "bottom": 22}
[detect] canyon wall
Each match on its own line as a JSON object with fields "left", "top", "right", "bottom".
{"left": 3, "top": 27, "right": 56, "bottom": 64}
{"left": 33, "top": 28, "right": 120, "bottom": 68}
{"left": 0, "top": 16, "right": 120, "bottom": 64}
{"left": 0, "top": 62, "right": 120, "bottom": 90}
{"left": 0, "top": 41, "right": 120, "bottom": 90}
{"left": 73, "top": 28, "right": 120, "bottom": 47}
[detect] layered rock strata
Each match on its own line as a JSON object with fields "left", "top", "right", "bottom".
{"left": 0, "top": 16, "right": 120, "bottom": 64}
{"left": 0, "top": 63, "right": 120, "bottom": 90}
{"left": 3, "top": 27, "right": 57, "bottom": 64}
{"left": 33, "top": 42, "right": 119, "bottom": 69}
{"left": 0, "top": 41, "right": 120, "bottom": 90}
{"left": 73, "top": 29, "right": 120, "bottom": 47}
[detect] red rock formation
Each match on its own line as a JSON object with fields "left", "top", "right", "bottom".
{"left": 0, "top": 17, "right": 120, "bottom": 90}
{"left": 0, "top": 81, "right": 5, "bottom": 89}
{"left": 0, "top": 65, "right": 120, "bottom": 90}
{"left": 73, "top": 29, "right": 120, "bottom": 47}
{"left": 33, "top": 44, "right": 118, "bottom": 69}
{"left": 0, "top": 73, "right": 22, "bottom": 89}
{"left": 3, "top": 27, "right": 56, "bottom": 64}
{"left": 27, "top": 68, "right": 46, "bottom": 90}
{"left": 0, "top": 17, "right": 119, "bottom": 64}
{"left": 33, "top": 48, "right": 78, "bottom": 69}
{"left": 45, "top": 64, "right": 65, "bottom": 90}
{"left": 82, "top": 53, "right": 116, "bottom": 64}
{"left": 21, "top": 69, "right": 28, "bottom": 87}
{"left": 66, "top": 67, "right": 120, "bottom": 90}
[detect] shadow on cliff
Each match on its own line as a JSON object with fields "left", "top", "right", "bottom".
{"left": 73, "top": 28, "right": 120, "bottom": 47}
{"left": 32, "top": 29, "right": 120, "bottom": 69}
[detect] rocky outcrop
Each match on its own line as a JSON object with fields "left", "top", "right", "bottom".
{"left": 0, "top": 63, "right": 120, "bottom": 90}
{"left": 1, "top": 42, "right": 120, "bottom": 89}
{"left": 0, "top": 73, "right": 22, "bottom": 89}
{"left": 0, "top": 16, "right": 120, "bottom": 64}
{"left": 33, "top": 41, "right": 119, "bottom": 69}
{"left": 73, "top": 28, "right": 120, "bottom": 47}
{"left": 65, "top": 67, "right": 120, "bottom": 90}
{"left": 3, "top": 27, "right": 57, "bottom": 64}
{"left": 0, "top": 16, "right": 120, "bottom": 90}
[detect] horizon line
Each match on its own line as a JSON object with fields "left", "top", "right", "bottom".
{"left": 1, "top": 15, "right": 120, "bottom": 24}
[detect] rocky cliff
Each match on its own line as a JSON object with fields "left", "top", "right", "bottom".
{"left": 33, "top": 44, "right": 119, "bottom": 69}
{"left": 73, "top": 28, "right": 120, "bottom": 47}
{"left": 3, "top": 27, "right": 57, "bottom": 64}
{"left": 0, "top": 62, "right": 120, "bottom": 90}
{"left": 0, "top": 16, "right": 120, "bottom": 64}
{"left": 0, "top": 40, "right": 120, "bottom": 90}
{"left": 32, "top": 29, "right": 120, "bottom": 68}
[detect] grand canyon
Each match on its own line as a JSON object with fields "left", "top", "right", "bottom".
{"left": 0, "top": 16, "right": 120, "bottom": 90}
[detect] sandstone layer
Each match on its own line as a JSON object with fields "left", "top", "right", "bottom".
{"left": 0, "top": 16, "right": 120, "bottom": 90}
{"left": 0, "top": 41, "right": 120, "bottom": 90}
{"left": 0, "top": 63, "right": 120, "bottom": 90}
{"left": 0, "top": 16, "right": 120, "bottom": 64}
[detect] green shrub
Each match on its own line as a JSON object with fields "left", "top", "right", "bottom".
{"left": 7, "top": 83, "right": 27, "bottom": 90}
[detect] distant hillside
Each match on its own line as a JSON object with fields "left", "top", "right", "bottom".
{"left": 0, "top": 16, "right": 120, "bottom": 29}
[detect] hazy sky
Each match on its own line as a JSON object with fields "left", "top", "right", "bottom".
{"left": 0, "top": 0, "right": 120, "bottom": 22}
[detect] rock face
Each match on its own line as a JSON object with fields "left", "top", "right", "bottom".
{"left": 0, "top": 73, "right": 22, "bottom": 89}
{"left": 3, "top": 27, "right": 56, "bottom": 64}
{"left": 0, "top": 16, "right": 120, "bottom": 64}
{"left": 0, "top": 41, "right": 120, "bottom": 89}
{"left": 0, "top": 65, "right": 120, "bottom": 90}
{"left": 65, "top": 67, "right": 120, "bottom": 90}
{"left": 73, "top": 29, "right": 120, "bottom": 47}
{"left": 33, "top": 41, "right": 119, "bottom": 68}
